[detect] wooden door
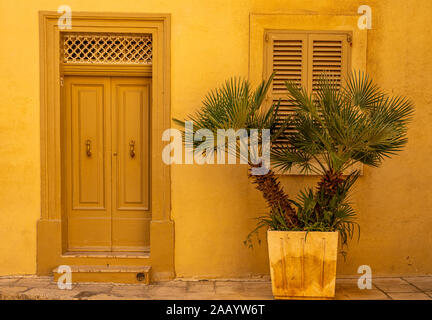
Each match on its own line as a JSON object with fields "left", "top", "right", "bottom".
{"left": 111, "top": 77, "right": 151, "bottom": 252}
{"left": 64, "top": 76, "right": 151, "bottom": 253}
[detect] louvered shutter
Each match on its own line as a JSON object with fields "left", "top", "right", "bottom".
{"left": 265, "top": 32, "right": 307, "bottom": 147}
{"left": 264, "top": 31, "right": 350, "bottom": 148}
{"left": 307, "top": 34, "right": 349, "bottom": 94}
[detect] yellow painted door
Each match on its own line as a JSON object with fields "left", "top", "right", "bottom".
{"left": 64, "top": 76, "right": 151, "bottom": 252}
{"left": 111, "top": 77, "right": 151, "bottom": 252}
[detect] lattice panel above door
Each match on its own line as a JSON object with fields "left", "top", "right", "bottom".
{"left": 62, "top": 33, "right": 152, "bottom": 65}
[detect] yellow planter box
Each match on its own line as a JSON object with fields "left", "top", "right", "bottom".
{"left": 267, "top": 230, "right": 338, "bottom": 299}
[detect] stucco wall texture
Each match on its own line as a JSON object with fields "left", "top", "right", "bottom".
{"left": 0, "top": 0, "right": 431, "bottom": 277}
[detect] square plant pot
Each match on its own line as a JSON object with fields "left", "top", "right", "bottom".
{"left": 267, "top": 230, "right": 338, "bottom": 299}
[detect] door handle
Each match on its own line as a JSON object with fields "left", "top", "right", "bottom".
{"left": 129, "top": 140, "right": 136, "bottom": 158}
{"left": 85, "top": 139, "right": 92, "bottom": 157}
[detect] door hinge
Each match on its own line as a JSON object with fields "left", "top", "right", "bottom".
{"left": 60, "top": 77, "right": 64, "bottom": 87}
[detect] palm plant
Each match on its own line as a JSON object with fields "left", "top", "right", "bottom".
{"left": 173, "top": 75, "right": 299, "bottom": 227}
{"left": 174, "top": 71, "right": 414, "bottom": 246}
{"left": 273, "top": 72, "right": 414, "bottom": 182}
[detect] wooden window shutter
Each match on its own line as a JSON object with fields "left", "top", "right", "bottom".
{"left": 264, "top": 32, "right": 308, "bottom": 146}
{"left": 264, "top": 31, "right": 351, "bottom": 147}
{"left": 307, "top": 34, "right": 350, "bottom": 93}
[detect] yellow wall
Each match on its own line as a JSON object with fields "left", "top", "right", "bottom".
{"left": 0, "top": 0, "right": 431, "bottom": 277}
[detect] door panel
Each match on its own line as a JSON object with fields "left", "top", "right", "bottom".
{"left": 72, "top": 86, "right": 105, "bottom": 208}
{"left": 111, "top": 77, "right": 151, "bottom": 252}
{"left": 64, "top": 76, "right": 151, "bottom": 253}
{"left": 65, "top": 77, "right": 112, "bottom": 251}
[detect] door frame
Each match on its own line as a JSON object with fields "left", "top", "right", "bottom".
{"left": 37, "top": 11, "right": 174, "bottom": 280}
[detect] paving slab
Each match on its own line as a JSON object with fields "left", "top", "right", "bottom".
{"left": 14, "top": 277, "right": 51, "bottom": 288}
{"left": 388, "top": 292, "right": 432, "bottom": 300}
{"left": 0, "top": 286, "right": 30, "bottom": 299}
{"left": 215, "top": 281, "right": 244, "bottom": 295}
{"left": 22, "top": 287, "right": 81, "bottom": 300}
{"left": 74, "top": 283, "right": 113, "bottom": 294}
{"left": 153, "top": 280, "right": 188, "bottom": 288}
{"left": 187, "top": 281, "right": 216, "bottom": 294}
{"left": 111, "top": 284, "right": 150, "bottom": 298}
{"left": 338, "top": 288, "right": 389, "bottom": 300}
{"left": 0, "top": 278, "right": 20, "bottom": 286}
{"left": 242, "top": 282, "right": 273, "bottom": 297}
{"left": 373, "top": 278, "right": 420, "bottom": 293}
{"left": 403, "top": 277, "right": 432, "bottom": 291}
{"left": 333, "top": 292, "right": 351, "bottom": 300}
{"left": 149, "top": 285, "right": 189, "bottom": 298}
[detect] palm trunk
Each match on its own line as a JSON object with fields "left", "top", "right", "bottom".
{"left": 314, "top": 168, "right": 345, "bottom": 215}
{"left": 248, "top": 164, "right": 299, "bottom": 228}
{"left": 316, "top": 168, "right": 344, "bottom": 199}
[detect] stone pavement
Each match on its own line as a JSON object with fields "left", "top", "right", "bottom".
{"left": 0, "top": 276, "right": 432, "bottom": 300}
